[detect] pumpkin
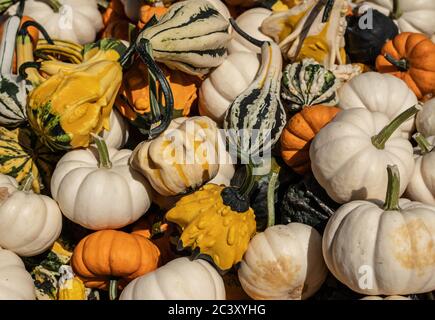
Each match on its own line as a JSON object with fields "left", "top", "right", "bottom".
{"left": 345, "top": 8, "right": 399, "bottom": 66}
{"left": 281, "top": 105, "right": 341, "bottom": 174}
{"left": 137, "top": 5, "right": 168, "bottom": 30}
{"left": 360, "top": 296, "right": 411, "bottom": 300}
{"left": 100, "top": 109, "right": 129, "bottom": 150}
{"left": 199, "top": 51, "right": 260, "bottom": 125}
{"left": 375, "top": 32, "right": 435, "bottom": 100}
{"left": 166, "top": 183, "right": 257, "bottom": 271}
{"left": 238, "top": 223, "right": 327, "bottom": 300}
{"left": 51, "top": 135, "right": 152, "bottom": 230}
{"left": 338, "top": 72, "right": 418, "bottom": 138}
{"left": 261, "top": 0, "right": 348, "bottom": 68}
{"left": 227, "top": 8, "right": 274, "bottom": 54}
{"left": 323, "top": 165, "right": 435, "bottom": 295}
{"left": 101, "top": 0, "right": 131, "bottom": 42}
{"left": 416, "top": 98, "right": 435, "bottom": 137}
{"left": 0, "top": 126, "right": 61, "bottom": 194}
{"left": 120, "top": 257, "right": 226, "bottom": 300}
{"left": 281, "top": 58, "right": 341, "bottom": 112}
{"left": 0, "top": 248, "right": 35, "bottom": 300}
{"left": 7, "top": 0, "right": 103, "bottom": 44}
{"left": 0, "top": 174, "right": 62, "bottom": 257}
{"left": 131, "top": 116, "right": 221, "bottom": 196}
{"left": 71, "top": 229, "right": 160, "bottom": 300}
{"left": 310, "top": 105, "right": 417, "bottom": 204}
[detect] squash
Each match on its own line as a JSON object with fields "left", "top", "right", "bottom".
{"left": 50, "top": 135, "right": 152, "bottom": 230}
{"left": 338, "top": 72, "right": 418, "bottom": 138}
{"left": 360, "top": 296, "right": 411, "bottom": 300}
{"left": 7, "top": 0, "right": 103, "bottom": 44}
{"left": 261, "top": 0, "right": 348, "bottom": 68}
{"left": 228, "top": 8, "right": 274, "bottom": 54}
{"left": 323, "top": 165, "right": 435, "bottom": 295}
{"left": 0, "top": 126, "right": 61, "bottom": 194}
{"left": 166, "top": 183, "right": 257, "bottom": 271}
{"left": 281, "top": 58, "right": 341, "bottom": 111}
{"left": 58, "top": 265, "right": 87, "bottom": 300}
{"left": 206, "top": 0, "right": 232, "bottom": 21}
{"left": 131, "top": 116, "right": 221, "bottom": 196}
{"left": 0, "top": 174, "right": 62, "bottom": 257}
{"left": 199, "top": 51, "right": 260, "bottom": 125}
{"left": 416, "top": 98, "right": 435, "bottom": 137}
{"left": 281, "top": 105, "right": 341, "bottom": 174}
{"left": 120, "top": 257, "right": 226, "bottom": 300}
{"left": 238, "top": 223, "right": 327, "bottom": 300}
{"left": 71, "top": 229, "right": 160, "bottom": 300}
{"left": 310, "top": 105, "right": 418, "bottom": 204}
{"left": 0, "top": 248, "right": 35, "bottom": 300}
{"left": 375, "top": 32, "right": 435, "bottom": 100}
{"left": 100, "top": 109, "right": 129, "bottom": 149}
{"left": 345, "top": 8, "right": 398, "bottom": 66}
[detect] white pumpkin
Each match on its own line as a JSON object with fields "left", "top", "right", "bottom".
{"left": 8, "top": 0, "right": 103, "bottom": 44}
{"left": 323, "top": 165, "right": 435, "bottom": 295}
{"left": 238, "top": 223, "right": 327, "bottom": 300}
{"left": 0, "top": 248, "right": 35, "bottom": 300}
{"left": 360, "top": 295, "right": 411, "bottom": 300}
{"left": 310, "top": 107, "right": 416, "bottom": 204}
{"left": 416, "top": 98, "right": 435, "bottom": 138}
{"left": 51, "top": 136, "right": 152, "bottom": 230}
{"left": 199, "top": 52, "right": 260, "bottom": 125}
{"left": 228, "top": 8, "right": 274, "bottom": 54}
{"left": 100, "top": 109, "right": 129, "bottom": 149}
{"left": 119, "top": 257, "right": 226, "bottom": 300}
{"left": 361, "top": 0, "right": 435, "bottom": 37}
{"left": 338, "top": 72, "right": 418, "bottom": 138}
{"left": 0, "top": 174, "right": 62, "bottom": 257}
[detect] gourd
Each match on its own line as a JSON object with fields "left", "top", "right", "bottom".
{"left": 206, "top": 0, "right": 232, "bottom": 21}
{"left": 323, "top": 165, "right": 435, "bottom": 295}
{"left": 199, "top": 51, "right": 260, "bottom": 125}
{"left": 261, "top": 0, "right": 348, "bottom": 68}
{"left": 338, "top": 72, "right": 418, "bottom": 138}
{"left": 50, "top": 135, "right": 152, "bottom": 230}
{"left": 376, "top": 32, "right": 435, "bottom": 100}
{"left": 0, "top": 126, "right": 61, "bottom": 194}
{"left": 0, "top": 174, "right": 62, "bottom": 257}
{"left": 238, "top": 223, "right": 328, "bottom": 300}
{"left": 281, "top": 105, "right": 341, "bottom": 174}
{"left": 416, "top": 98, "right": 435, "bottom": 137}
{"left": 100, "top": 109, "right": 129, "bottom": 149}
{"left": 71, "top": 229, "right": 160, "bottom": 300}
{"left": 0, "top": 248, "right": 35, "bottom": 300}
{"left": 58, "top": 265, "right": 86, "bottom": 300}
{"left": 120, "top": 257, "right": 226, "bottom": 300}
{"left": 7, "top": 0, "right": 103, "bottom": 44}
{"left": 281, "top": 58, "right": 341, "bottom": 112}
{"left": 310, "top": 105, "right": 417, "bottom": 204}
{"left": 131, "top": 116, "right": 221, "bottom": 196}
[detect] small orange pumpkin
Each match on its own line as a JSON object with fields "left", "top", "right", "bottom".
{"left": 376, "top": 32, "right": 435, "bottom": 100}
{"left": 280, "top": 105, "right": 341, "bottom": 174}
{"left": 101, "top": 0, "right": 131, "bottom": 41}
{"left": 71, "top": 230, "right": 160, "bottom": 299}
{"left": 137, "top": 5, "right": 168, "bottom": 30}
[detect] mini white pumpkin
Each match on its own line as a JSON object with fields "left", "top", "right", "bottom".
{"left": 416, "top": 98, "right": 435, "bottom": 138}
{"left": 100, "top": 109, "right": 129, "bottom": 149}
{"left": 51, "top": 135, "right": 152, "bottom": 230}
{"left": 338, "top": 72, "right": 418, "bottom": 138}
{"left": 0, "top": 248, "right": 35, "bottom": 300}
{"left": 119, "top": 257, "right": 226, "bottom": 300}
{"left": 310, "top": 106, "right": 416, "bottom": 204}
{"left": 238, "top": 223, "right": 327, "bottom": 300}
{"left": 323, "top": 165, "right": 435, "bottom": 295}
{"left": 0, "top": 174, "right": 62, "bottom": 257}
{"left": 199, "top": 52, "right": 260, "bottom": 125}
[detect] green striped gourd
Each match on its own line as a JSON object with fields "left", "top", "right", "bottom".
{"left": 0, "top": 126, "right": 61, "bottom": 193}
{"left": 281, "top": 58, "right": 340, "bottom": 112}
{"left": 138, "top": 0, "right": 231, "bottom": 77}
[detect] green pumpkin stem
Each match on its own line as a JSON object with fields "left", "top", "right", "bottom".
{"left": 391, "top": 0, "right": 402, "bottom": 19}
{"left": 109, "top": 279, "right": 118, "bottom": 301}
{"left": 91, "top": 133, "right": 112, "bottom": 169}
{"left": 383, "top": 165, "right": 400, "bottom": 211}
{"left": 371, "top": 104, "right": 420, "bottom": 149}
{"left": 144, "top": 40, "right": 161, "bottom": 121}
{"left": 384, "top": 53, "right": 408, "bottom": 71}
{"left": 18, "top": 173, "right": 34, "bottom": 192}
{"left": 413, "top": 133, "right": 433, "bottom": 154}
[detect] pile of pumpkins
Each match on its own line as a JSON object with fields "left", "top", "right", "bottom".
{"left": 0, "top": 0, "right": 434, "bottom": 301}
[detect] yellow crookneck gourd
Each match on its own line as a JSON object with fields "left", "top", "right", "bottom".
{"left": 58, "top": 265, "right": 86, "bottom": 300}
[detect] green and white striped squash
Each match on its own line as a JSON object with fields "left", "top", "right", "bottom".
{"left": 0, "top": 126, "right": 61, "bottom": 194}
{"left": 139, "top": 0, "right": 231, "bottom": 77}
{"left": 281, "top": 58, "right": 340, "bottom": 112}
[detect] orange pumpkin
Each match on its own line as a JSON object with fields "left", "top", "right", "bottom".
{"left": 101, "top": 0, "right": 131, "bottom": 41}
{"left": 71, "top": 230, "right": 160, "bottom": 299}
{"left": 376, "top": 32, "right": 435, "bottom": 100}
{"left": 280, "top": 105, "right": 341, "bottom": 174}
{"left": 137, "top": 5, "right": 168, "bottom": 30}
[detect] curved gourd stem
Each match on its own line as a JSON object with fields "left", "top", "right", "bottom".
{"left": 91, "top": 133, "right": 112, "bottom": 169}
{"left": 16, "top": 0, "right": 25, "bottom": 17}
{"left": 322, "top": 0, "right": 336, "bottom": 23}
{"left": 384, "top": 53, "right": 408, "bottom": 71}
{"left": 229, "top": 18, "right": 265, "bottom": 48}
{"left": 391, "top": 0, "right": 402, "bottom": 20}
{"left": 413, "top": 133, "right": 433, "bottom": 154}
{"left": 18, "top": 61, "right": 41, "bottom": 78}
{"left": 18, "top": 173, "right": 34, "bottom": 192}
{"left": 383, "top": 165, "right": 400, "bottom": 211}
{"left": 267, "top": 168, "right": 280, "bottom": 227}
{"left": 371, "top": 104, "right": 420, "bottom": 149}
{"left": 19, "top": 20, "right": 54, "bottom": 44}
{"left": 238, "top": 164, "right": 255, "bottom": 198}
{"left": 109, "top": 279, "right": 118, "bottom": 301}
